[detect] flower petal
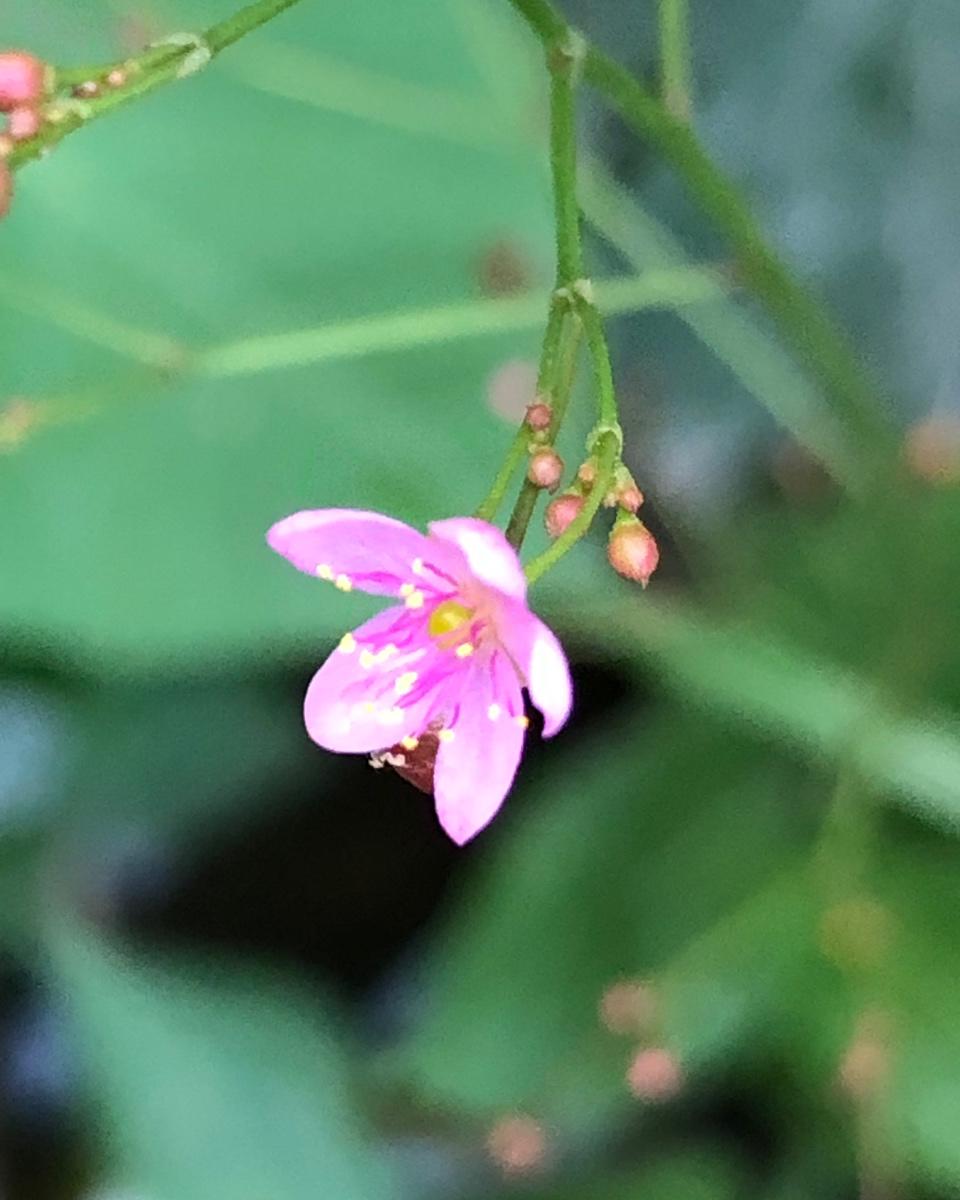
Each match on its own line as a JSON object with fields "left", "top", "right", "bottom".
{"left": 428, "top": 517, "right": 527, "bottom": 602}
{"left": 433, "top": 650, "right": 526, "bottom": 844}
{"left": 304, "top": 606, "right": 456, "bottom": 753}
{"left": 496, "top": 601, "right": 572, "bottom": 737}
{"left": 268, "top": 509, "right": 440, "bottom": 598}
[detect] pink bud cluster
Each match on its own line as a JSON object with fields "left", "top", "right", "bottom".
{"left": 0, "top": 51, "right": 49, "bottom": 219}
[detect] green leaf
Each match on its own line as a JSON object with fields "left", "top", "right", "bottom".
{"left": 48, "top": 918, "right": 392, "bottom": 1200}
{"left": 0, "top": 0, "right": 554, "bottom": 671}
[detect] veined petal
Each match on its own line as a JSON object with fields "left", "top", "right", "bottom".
{"left": 433, "top": 650, "right": 526, "bottom": 844}
{"left": 428, "top": 517, "right": 527, "bottom": 602}
{"left": 496, "top": 601, "right": 572, "bottom": 737}
{"left": 304, "top": 606, "right": 452, "bottom": 753}
{"left": 268, "top": 509, "right": 440, "bottom": 598}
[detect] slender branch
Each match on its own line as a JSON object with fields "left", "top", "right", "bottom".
{"left": 508, "top": 0, "right": 890, "bottom": 452}
{"left": 9, "top": 0, "right": 305, "bottom": 172}
{"left": 503, "top": 315, "right": 583, "bottom": 546}
{"left": 658, "top": 0, "right": 693, "bottom": 121}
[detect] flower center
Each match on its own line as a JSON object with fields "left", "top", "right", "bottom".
{"left": 428, "top": 599, "right": 473, "bottom": 640}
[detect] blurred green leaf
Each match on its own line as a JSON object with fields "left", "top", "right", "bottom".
{"left": 0, "top": 0, "right": 553, "bottom": 671}
{"left": 390, "top": 719, "right": 813, "bottom": 1123}
{"left": 498, "top": 1148, "right": 746, "bottom": 1200}
{"left": 48, "top": 918, "right": 392, "bottom": 1200}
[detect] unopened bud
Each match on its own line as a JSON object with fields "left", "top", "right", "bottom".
{"left": 106, "top": 68, "right": 129, "bottom": 89}
{"left": 525, "top": 400, "right": 552, "bottom": 432}
{"left": 0, "top": 52, "right": 46, "bottom": 111}
{"left": 7, "top": 105, "right": 40, "bottom": 141}
{"left": 0, "top": 160, "right": 12, "bottom": 219}
{"left": 527, "top": 448, "right": 563, "bottom": 492}
{"left": 72, "top": 80, "right": 100, "bottom": 100}
{"left": 619, "top": 484, "right": 644, "bottom": 513}
{"left": 577, "top": 458, "right": 598, "bottom": 488}
{"left": 626, "top": 1047, "right": 682, "bottom": 1102}
{"left": 608, "top": 519, "right": 659, "bottom": 587}
{"left": 544, "top": 492, "right": 584, "bottom": 537}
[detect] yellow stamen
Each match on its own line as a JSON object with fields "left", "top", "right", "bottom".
{"left": 515, "top": 715, "right": 530, "bottom": 730}
{"left": 316, "top": 563, "right": 334, "bottom": 580}
{"left": 438, "top": 728, "right": 456, "bottom": 743}
{"left": 395, "top": 671, "right": 418, "bottom": 696}
{"left": 335, "top": 573, "right": 353, "bottom": 592}
{"left": 428, "top": 599, "right": 473, "bottom": 638}
{"left": 487, "top": 703, "right": 501, "bottom": 721}
{"left": 411, "top": 557, "right": 425, "bottom": 575}
{"left": 338, "top": 632, "right": 357, "bottom": 654}
{"left": 405, "top": 589, "right": 426, "bottom": 610}
{"left": 400, "top": 735, "right": 419, "bottom": 751}
{"left": 399, "top": 583, "right": 415, "bottom": 598}
{"left": 455, "top": 642, "right": 474, "bottom": 659}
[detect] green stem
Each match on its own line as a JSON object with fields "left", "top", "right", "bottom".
{"left": 524, "top": 428, "right": 618, "bottom": 583}
{"left": 658, "top": 0, "right": 693, "bottom": 120}
{"left": 10, "top": 0, "right": 305, "bottom": 171}
{"left": 503, "top": 315, "right": 583, "bottom": 546}
{"left": 475, "top": 426, "right": 532, "bottom": 524}
{"left": 508, "top": 0, "right": 888, "bottom": 451}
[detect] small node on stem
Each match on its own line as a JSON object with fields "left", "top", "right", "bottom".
{"left": 150, "top": 32, "right": 213, "bottom": 79}
{"left": 72, "top": 80, "right": 100, "bottom": 100}
{"left": 527, "top": 447, "right": 564, "bottom": 492}
{"left": 0, "top": 52, "right": 47, "bottom": 111}
{"left": 106, "top": 68, "right": 129, "bottom": 89}
{"left": 544, "top": 492, "right": 584, "bottom": 538}
{"left": 7, "top": 105, "right": 41, "bottom": 141}
{"left": 608, "top": 516, "right": 659, "bottom": 587}
{"left": 525, "top": 400, "right": 553, "bottom": 433}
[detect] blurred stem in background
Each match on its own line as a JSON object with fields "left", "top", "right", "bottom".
{"left": 9, "top": 0, "right": 306, "bottom": 170}
{"left": 658, "top": 0, "right": 693, "bottom": 120}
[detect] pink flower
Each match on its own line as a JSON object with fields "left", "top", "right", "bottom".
{"left": 267, "top": 510, "right": 572, "bottom": 844}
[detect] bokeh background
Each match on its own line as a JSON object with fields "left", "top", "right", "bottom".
{"left": 3, "top": 1, "right": 960, "bottom": 1197}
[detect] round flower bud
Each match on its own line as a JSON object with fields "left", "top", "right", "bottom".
{"left": 619, "top": 484, "right": 644, "bottom": 513}
{"left": 608, "top": 519, "right": 659, "bottom": 587}
{"left": 0, "top": 160, "right": 12, "bottom": 219}
{"left": 525, "top": 400, "right": 552, "bottom": 432}
{"left": 544, "top": 492, "right": 584, "bottom": 538}
{"left": 7, "top": 105, "right": 40, "bottom": 141}
{"left": 527, "top": 448, "right": 564, "bottom": 492}
{"left": 577, "top": 458, "right": 598, "bottom": 489}
{"left": 0, "top": 52, "right": 46, "bottom": 111}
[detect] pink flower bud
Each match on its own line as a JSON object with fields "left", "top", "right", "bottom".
{"left": 527, "top": 448, "right": 563, "bottom": 492}
{"left": 7, "top": 105, "right": 40, "bottom": 142}
{"left": 626, "top": 1047, "right": 682, "bottom": 1101}
{"left": 544, "top": 492, "right": 584, "bottom": 537}
{"left": 608, "top": 520, "right": 659, "bottom": 587}
{"left": 0, "top": 160, "right": 12, "bottom": 219}
{"left": 577, "top": 458, "right": 597, "bottom": 488}
{"left": 619, "top": 484, "right": 644, "bottom": 513}
{"left": 0, "top": 52, "right": 46, "bottom": 112}
{"left": 525, "top": 400, "right": 552, "bottom": 432}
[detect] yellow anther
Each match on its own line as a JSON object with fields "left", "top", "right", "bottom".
{"left": 338, "top": 632, "right": 357, "bottom": 654}
{"left": 455, "top": 642, "right": 474, "bottom": 659}
{"left": 487, "top": 703, "right": 501, "bottom": 721}
{"left": 395, "top": 671, "right": 418, "bottom": 696}
{"left": 361, "top": 701, "right": 376, "bottom": 714}
{"left": 335, "top": 574, "right": 353, "bottom": 592}
{"left": 515, "top": 715, "right": 530, "bottom": 729}
{"left": 316, "top": 563, "right": 334, "bottom": 581}
{"left": 428, "top": 599, "right": 472, "bottom": 638}
{"left": 360, "top": 649, "right": 376, "bottom": 670}
{"left": 378, "top": 643, "right": 398, "bottom": 662}
{"left": 400, "top": 735, "right": 419, "bottom": 751}
{"left": 438, "top": 728, "right": 456, "bottom": 743}
{"left": 411, "top": 557, "right": 425, "bottom": 575}
{"left": 405, "top": 589, "right": 426, "bottom": 610}
{"left": 399, "top": 583, "right": 415, "bottom": 597}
